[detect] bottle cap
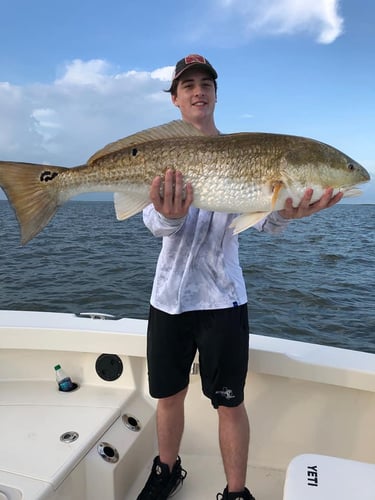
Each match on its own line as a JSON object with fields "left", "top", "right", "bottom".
{"left": 54, "top": 364, "right": 61, "bottom": 370}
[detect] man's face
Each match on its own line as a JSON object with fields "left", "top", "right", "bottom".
{"left": 172, "top": 69, "right": 217, "bottom": 123}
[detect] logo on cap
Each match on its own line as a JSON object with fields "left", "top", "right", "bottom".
{"left": 185, "top": 54, "right": 207, "bottom": 65}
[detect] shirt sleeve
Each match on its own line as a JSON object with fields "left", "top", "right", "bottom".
{"left": 254, "top": 211, "right": 291, "bottom": 234}
{"left": 143, "top": 204, "right": 186, "bottom": 237}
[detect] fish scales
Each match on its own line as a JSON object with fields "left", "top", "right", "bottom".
{"left": 0, "top": 120, "right": 370, "bottom": 244}
{"left": 60, "top": 138, "right": 266, "bottom": 193}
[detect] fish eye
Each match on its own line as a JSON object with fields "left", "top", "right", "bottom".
{"left": 348, "top": 163, "right": 354, "bottom": 171}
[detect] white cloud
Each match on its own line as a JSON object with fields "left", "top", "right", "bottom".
{"left": 0, "top": 59, "right": 177, "bottom": 167}
{"left": 215, "top": 0, "right": 344, "bottom": 44}
{"left": 56, "top": 59, "right": 111, "bottom": 86}
{"left": 151, "top": 66, "right": 175, "bottom": 82}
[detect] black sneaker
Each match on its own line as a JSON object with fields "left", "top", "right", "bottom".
{"left": 216, "top": 485, "right": 256, "bottom": 500}
{"left": 137, "top": 455, "right": 187, "bottom": 499}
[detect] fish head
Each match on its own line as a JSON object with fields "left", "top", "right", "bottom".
{"left": 281, "top": 138, "right": 370, "bottom": 195}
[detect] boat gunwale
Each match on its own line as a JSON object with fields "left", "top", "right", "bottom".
{"left": 0, "top": 309, "right": 374, "bottom": 393}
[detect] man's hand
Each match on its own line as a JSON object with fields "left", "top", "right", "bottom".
{"left": 150, "top": 169, "right": 193, "bottom": 219}
{"left": 279, "top": 188, "right": 344, "bottom": 220}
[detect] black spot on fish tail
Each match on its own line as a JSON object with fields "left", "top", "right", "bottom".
{"left": 40, "top": 171, "right": 59, "bottom": 182}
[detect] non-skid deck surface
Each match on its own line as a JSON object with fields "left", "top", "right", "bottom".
{"left": 125, "top": 454, "right": 285, "bottom": 500}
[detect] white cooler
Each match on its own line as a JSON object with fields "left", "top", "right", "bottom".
{"left": 283, "top": 454, "right": 375, "bottom": 500}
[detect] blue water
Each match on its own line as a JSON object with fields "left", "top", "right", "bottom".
{"left": 0, "top": 201, "right": 374, "bottom": 353}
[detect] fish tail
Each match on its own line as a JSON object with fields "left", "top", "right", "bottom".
{"left": 0, "top": 161, "right": 69, "bottom": 245}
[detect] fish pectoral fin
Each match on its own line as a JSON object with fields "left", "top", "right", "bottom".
{"left": 230, "top": 212, "right": 271, "bottom": 235}
{"left": 114, "top": 192, "right": 150, "bottom": 220}
{"left": 271, "top": 180, "right": 285, "bottom": 210}
{"left": 342, "top": 187, "right": 362, "bottom": 198}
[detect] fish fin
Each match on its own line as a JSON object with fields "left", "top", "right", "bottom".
{"left": 342, "top": 188, "right": 362, "bottom": 198}
{"left": 230, "top": 212, "right": 271, "bottom": 235}
{"left": 88, "top": 120, "right": 204, "bottom": 164}
{"left": 271, "top": 180, "right": 284, "bottom": 209}
{"left": 114, "top": 192, "right": 150, "bottom": 220}
{"left": 0, "top": 161, "right": 68, "bottom": 245}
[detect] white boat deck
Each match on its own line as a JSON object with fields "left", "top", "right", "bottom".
{"left": 0, "top": 310, "right": 374, "bottom": 500}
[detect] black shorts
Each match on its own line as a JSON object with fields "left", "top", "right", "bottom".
{"left": 146, "top": 304, "right": 249, "bottom": 408}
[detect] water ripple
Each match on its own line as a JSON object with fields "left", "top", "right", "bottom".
{"left": 0, "top": 201, "right": 374, "bottom": 353}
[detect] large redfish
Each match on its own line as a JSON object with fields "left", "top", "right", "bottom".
{"left": 0, "top": 120, "right": 370, "bottom": 245}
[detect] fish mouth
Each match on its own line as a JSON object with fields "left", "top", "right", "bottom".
{"left": 357, "top": 166, "right": 371, "bottom": 182}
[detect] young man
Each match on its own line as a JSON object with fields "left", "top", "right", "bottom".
{"left": 138, "top": 54, "right": 342, "bottom": 500}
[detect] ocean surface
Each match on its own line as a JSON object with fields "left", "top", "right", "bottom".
{"left": 0, "top": 201, "right": 374, "bottom": 353}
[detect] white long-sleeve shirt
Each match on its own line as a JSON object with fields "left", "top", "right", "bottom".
{"left": 143, "top": 206, "right": 289, "bottom": 314}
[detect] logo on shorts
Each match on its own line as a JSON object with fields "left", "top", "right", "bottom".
{"left": 215, "top": 387, "right": 235, "bottom": 400}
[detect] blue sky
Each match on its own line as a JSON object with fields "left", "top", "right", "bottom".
{"left": 0, "top": 0, "right": 374, "bottom": 202}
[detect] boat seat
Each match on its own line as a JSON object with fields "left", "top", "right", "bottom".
{"left": 283, "top": 453, "right": 375, "bottom": 499}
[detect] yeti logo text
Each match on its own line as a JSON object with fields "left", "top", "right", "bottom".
{"left": 307, "top": 465, "right": 318, "bottom": 487}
